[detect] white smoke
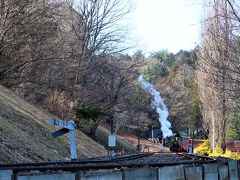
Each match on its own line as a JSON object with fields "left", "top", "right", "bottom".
{"left": 138, "top": 75, "right": 173, "bottom": 138}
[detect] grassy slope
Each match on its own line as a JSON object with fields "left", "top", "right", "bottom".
{"left": 0, "top": 85, "right": 107, "bottom": 163}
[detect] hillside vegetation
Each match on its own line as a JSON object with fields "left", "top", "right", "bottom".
{"left": 0, "top": 85, "right": 106, "bottom": 163}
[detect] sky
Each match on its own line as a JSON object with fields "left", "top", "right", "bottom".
{"left": 127, "top": 0, "right": 204, "bottom": 54}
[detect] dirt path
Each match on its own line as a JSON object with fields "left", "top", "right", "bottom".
{"left": 101, "top": 123, "right": 169, "bottom": 152}
{"left": 116, "top": 130, "right": 169, "bottom": 152}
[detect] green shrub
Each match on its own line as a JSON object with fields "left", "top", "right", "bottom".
{"left": 143, "top": 64, "right": 169, "bottom": 81}
{"left": 73, "top": 101, "right": 105, "bottom": 126}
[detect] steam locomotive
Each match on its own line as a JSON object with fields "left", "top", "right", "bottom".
{"left": 165, "top": 133, "right": 186, "bottom": 152}
{"left": 149, "top": 129, "right": 188, "bottom": 152}
{"left": 149, "top": 128, "right": 208, "bottom": 153}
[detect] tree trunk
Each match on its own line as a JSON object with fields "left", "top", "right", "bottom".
{"left": 90, "top": 123, "right": 99, "bottom": 137}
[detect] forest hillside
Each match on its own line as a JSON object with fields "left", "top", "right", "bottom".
{"left": 1, "top": 0, "right": 240, "bottom": 153}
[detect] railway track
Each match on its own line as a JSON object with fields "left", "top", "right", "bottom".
{"left": 0, "top": 153, "right": 217, "bottom": 172}
{"left": 0, "top": 152, "right": 153, "bottom": 168}
{"left": 176, "top": 153, "right": 217, "bottom": 162}
{"left": 0, "top": 153, "right": 154, "bottom": 172}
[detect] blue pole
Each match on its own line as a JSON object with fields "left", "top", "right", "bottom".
{"left": 69, "top": 129, "right": 77, "bottom": 160}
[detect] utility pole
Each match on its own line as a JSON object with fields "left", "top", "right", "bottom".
{"left": 191, "top": 129, "right": 195, "bottom": 154}
{"left": 108, "top": 114, "right": 116, "bottom": 156}
{"left": 151, "top": 125, "right": 154, "bottom": 139}
{"left": 137, "top": 131, "right": 141, "bottom": 153}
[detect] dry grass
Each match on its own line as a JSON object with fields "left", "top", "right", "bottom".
{"left": 0, "top": 85, "right": 107, "bottom": 163}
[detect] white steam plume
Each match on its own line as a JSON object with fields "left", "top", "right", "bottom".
{"left": 138, "top": 75, "right": 173, "bottom": 138}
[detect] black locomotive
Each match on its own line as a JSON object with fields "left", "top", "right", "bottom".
{"left": 166, "top": 133, "right": 186, "bottom": 152}
{"left": 149, "top": 129, "right": 187, "bottom": 152}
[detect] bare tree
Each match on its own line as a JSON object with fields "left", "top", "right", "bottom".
{"left": 12, "top": 0, "right": 135, "bottom": 126}
{"left": 0, "top": 0, "right": 63, "bottom": 87}
{"left": 63, "top": 0, "right": 131, "bottom": 92}
{"left": 197, "top": 0, "right": 240, "bottom": 149}
{"left": 73, "top": 54, "right": 141, "bottom": 136}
